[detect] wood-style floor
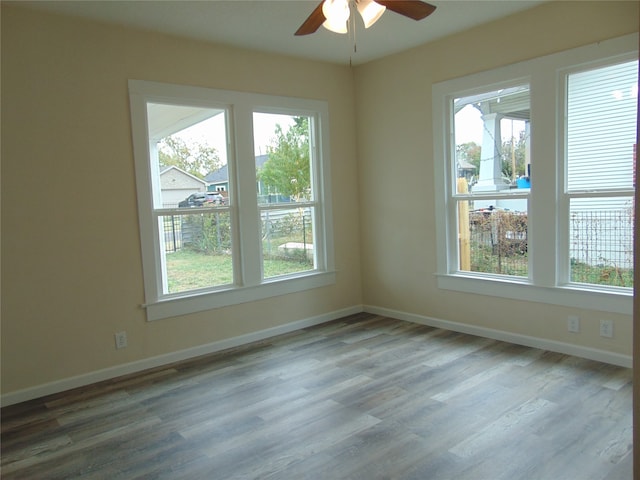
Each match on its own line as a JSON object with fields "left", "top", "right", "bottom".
{"left": 1, "top": 313, "right": 633, "bottom": 479}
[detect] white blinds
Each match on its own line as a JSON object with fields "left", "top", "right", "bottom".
{"left": 566, "top": 60, "right": 638, "bottom": 191}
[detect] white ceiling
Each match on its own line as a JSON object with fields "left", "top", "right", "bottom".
{"left": 13, "top": 0, "right": 546, "bottom": 66}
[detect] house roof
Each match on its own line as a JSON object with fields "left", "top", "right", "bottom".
{"left": 457, "top": 159, "right": 476, "bottom": 170}
{"left": 160, "top": 165, "right": 207, "bottom": 185}
{"left": 205, "top": 154, "right": 269, "bottom": 184}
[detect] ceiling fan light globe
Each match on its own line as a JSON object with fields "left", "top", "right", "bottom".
{"left": 357, "top": 0, "right": 386, "bottom": 28}
{"left": 322, "top": 19, "right": 348, "bottom": 34}
{"left": 321, "top": 0, "right": 350, "bottom": 34}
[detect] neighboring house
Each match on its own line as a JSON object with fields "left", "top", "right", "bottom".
{"left": 204, "top": 154, "right": 290, "bottom": 203}
{"left": 203, "top": 161, "right": 234, "bottom": 192}
{"left": 160, "top": 166, "right": 207, "bottom": 208}
{"left": 204, "top": 154, "right": 269, "bottom": 192}
{"left": 456, "top": 158, "right": 476, "bottom": 185}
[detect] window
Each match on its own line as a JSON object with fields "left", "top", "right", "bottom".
{"left": 453, "top": 85, "right": 531, "bottom": 278}
{"left": 129, "top": 81, "right": 335, "bottom": 320}
{"left": 432, "top": 34, "right": 637, "bottom": 314}
{"left": 254, "top": 113, "right": 316, "bottom": 279}
{"left": 565, "top": 61, "right": 636, "bottom": 287}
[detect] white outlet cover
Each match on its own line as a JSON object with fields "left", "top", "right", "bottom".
{"left": 567, "top": 315, "right": 580, "bottom": 333}
{"left": 599, "top": 320, "right": 614, "bottom": 338}
{"left": 115, "top": 331, "right": 128, "bottom": 349}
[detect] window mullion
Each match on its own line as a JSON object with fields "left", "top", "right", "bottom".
{"left": 527, "top": 69, "right": 559, "bottom": 287}
{"left": 234, "top": 104, "right": 263, "bottom": 286}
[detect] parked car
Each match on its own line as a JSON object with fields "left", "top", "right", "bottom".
{"left": 178, "top": 192, "right": 224, "bottom": 207}
{"left": 205, "top": 192, "right": 225, "bottom": 205}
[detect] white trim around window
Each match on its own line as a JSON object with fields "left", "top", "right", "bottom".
{"left": 432, "top": 34, "right": 637, "bottom": 315}
{"left": 129, "top": 80, "right": 335, "bottom": 321}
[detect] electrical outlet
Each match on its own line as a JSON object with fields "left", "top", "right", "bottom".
{"left": 114, "top": 331, "right": 128, "bottom": 349}
{"left": 599, "top": 320, "right": 613, "bottom": 338}
{"left": 567, "top": 315, "right": 580, "bottom": 333}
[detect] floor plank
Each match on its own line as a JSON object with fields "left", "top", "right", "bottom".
{"left": 1, "top": 314, "right": 632, "bottom": 479}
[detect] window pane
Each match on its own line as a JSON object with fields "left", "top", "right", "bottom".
{"left": 567, "top": 60, "right": 638, "bottom": 191}
{"left": 253, "top": 113, "right": 313, "bottom": 205}
{"left": 262, "top": 208, "right": 314, "bottom": 278}
{"left": 460, "top": 200, "right": 528, "bottom": 277}
{"left": 454, "top": 85, "right": 531, "bottom": 193}
{"left": 569, "top": 197, "right": 633, "bottom": 287}
{"left": 161, "top": 212, "right": 233, "bottom": 294}
{"left": 147, "top": 102, "right": 228, "bottom": 209}
{"left": 146, "top": 102, "right": 233, "bottom": 296}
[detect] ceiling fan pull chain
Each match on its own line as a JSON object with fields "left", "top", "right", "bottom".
{"left": 351, "top": 1, "right": 357, "bottom": 53}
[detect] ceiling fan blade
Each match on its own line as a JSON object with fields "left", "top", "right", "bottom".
{"left": 375, "top": 0, "right": 436, "bottom": 21}
{"left": 295, "top": 2, "right": 326, "bottom": 36}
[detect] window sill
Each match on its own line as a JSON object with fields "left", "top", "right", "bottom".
{"left": 435, "top": 273, "right": 632, "bottom": 315}
{"left": 144, "top": 270, "right": 336, "bottom": 321}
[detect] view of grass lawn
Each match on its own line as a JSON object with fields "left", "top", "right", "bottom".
{"left": 262, "top": 209, "right": 314, "bottom": 278}
{"left": 166, "top": 249, "right": 313, "bottom": 293}
{"left": 470, "top": 243, "right": 528, "bottom": 277}
{"left": 166, "top": 249, "right": 232, "bottom": 293}
{"left": 470, "top": 247, "right": 633, "bottom": 288}
{"left": 570, "top": 260, "right": 633, "bottom": 287}
{"left": 167, "top": 243, "right": 631, "bottom": 293}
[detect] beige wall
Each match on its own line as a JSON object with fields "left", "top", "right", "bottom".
{"left": 2, "top": 1, "right": 638, "bottom": 400}
{"left": 1, "top": 6, "right": 361, "bottom": 395}
{"left": 355, "top": 1, "right": 638, "bottom": 356}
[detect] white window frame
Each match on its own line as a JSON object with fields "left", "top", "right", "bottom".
{"left": 432, "top": 34, "right": 637, "bottom": 315}
{"left": 558, "top": 59, "right": 637, "bottom": 288}
{"left": 129, "top": 80, "right": 335, "bottom": 321}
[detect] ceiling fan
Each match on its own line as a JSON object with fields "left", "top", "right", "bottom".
{"left": 295, "top": 0, "right": 437, "bottom": 36}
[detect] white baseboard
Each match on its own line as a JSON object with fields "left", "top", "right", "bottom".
{"left": 0, "top": 305, "right": 364, "bottom": 407}
{"left": 3, "top": 304, "right": 630, "bottom": 407}
{"left": 364, "top": 305, "right": 632, "bottom": 368}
